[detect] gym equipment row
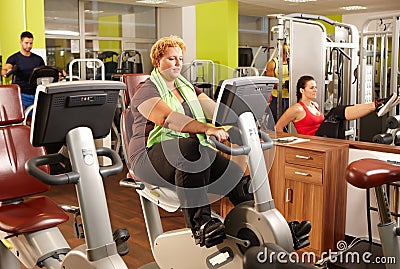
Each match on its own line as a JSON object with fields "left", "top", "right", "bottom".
{"left": 0, "top": 80, "right": 130, "bottom": 268}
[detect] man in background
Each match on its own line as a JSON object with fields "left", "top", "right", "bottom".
{"left": 1, "top": 31, "right": 45, "bottom": 111}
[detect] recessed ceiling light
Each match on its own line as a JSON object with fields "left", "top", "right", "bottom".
{"left": 84, "top": 10, "right": 104, "bottom": 14}
{"left": 137, "top": 0, "right": 168, "bottom": 4}
{"left": 340, "top": 5, "right": 367, "bottom": 11}
{"left": 284, "top": 0, "right": 316, "bottom": 3}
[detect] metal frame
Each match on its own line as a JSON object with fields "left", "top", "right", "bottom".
{"left": 189, "top": 60, "right": 215, "bottom": 98}
{"left": 360, "top": 14, "right": 400, "bottom": 107}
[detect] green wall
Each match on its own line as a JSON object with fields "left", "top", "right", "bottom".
{"left": 196, "top": 0, "right": 238, "bottom": 80}
{"left": 98, "top": 15, "right": 121, "bottom": 53}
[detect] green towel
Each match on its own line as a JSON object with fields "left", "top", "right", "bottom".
{"left": 147, "top": 68, "right": 207, "bottom": 148}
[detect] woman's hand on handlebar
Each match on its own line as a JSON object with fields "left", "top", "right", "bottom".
{"left": 206, "top": 127, "right": 229, "bottom": 142}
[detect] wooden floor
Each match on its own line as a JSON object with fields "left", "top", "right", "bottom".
{"left": 38, "top": 166, "right": 187, "bottom": 269}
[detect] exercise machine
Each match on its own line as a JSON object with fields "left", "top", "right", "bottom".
{"left": 346, "top": 158, "right": 400, "bottom": 269}
{"left": 189, "top": 60, "right": 215, "bottom": 98}
{"left": 68, "top": 58, "right": 105, "bottom": 81}
{"left": 359, "top": 14, "right": 400, "bottom": 141}
{"left": 120, "top": 76, "right": 311, "bottom": 268}
{"left": 98, "top": 51, "right": 119, "bottom": 80}
{"left": 111, "top": 50, "right": 144, "bottom": 81}
{"left": 372, "top": 115, "right": 400, "bottom": 145}
{"left": 270, "top": 14, "right": 359, "bottom": 138}
{"left": 0, "top": 80, "right": 129, "bottom": 268}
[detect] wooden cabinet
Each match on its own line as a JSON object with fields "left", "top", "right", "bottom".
{"left": 269, "top": 140, "right": 349, "bottom": 256}
{"left": 220, "top": 137, "right": 349, "bottom": 257}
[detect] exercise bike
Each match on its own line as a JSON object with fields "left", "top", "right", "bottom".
{"left": 346, "top": 158, "right": 400, "bottom": 269}
{"left": 0, "top": 80, "right": 129, "bottom": 268}
{"left": 120, "top": 76, "right": 311, "bottom": 268}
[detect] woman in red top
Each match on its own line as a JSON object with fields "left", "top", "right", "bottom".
{"left": 275, "top": 75, "right": 399, "bottom": 138}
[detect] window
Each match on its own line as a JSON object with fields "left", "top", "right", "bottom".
{"left": 44, "top": 0, "right": 157, "bottom": 75}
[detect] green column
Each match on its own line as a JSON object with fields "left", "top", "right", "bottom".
{"left": 0, "top": 0, "right": 46, "bottom": 83}
{"left": 196, "top": 0, "right": 238, "bottom": 80}
{"left": 98, "top": 15, "right": 122, "bottom": 52}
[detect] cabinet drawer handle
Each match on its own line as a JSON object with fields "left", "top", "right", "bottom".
{"left": 295, "top": 155, "right": 311, "bottom": 160}
{"left": 294, "top": 171, "right": 311, "bottom": 177}
{"left": 286, "top": 188, "right": 293, "bottom": 203}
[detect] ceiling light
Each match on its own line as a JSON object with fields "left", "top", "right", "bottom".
{"left": 45, "top": 30, "right": 79, "bottom": 36}
{"left": 340, "top": 5, "right": 367, "bottom": 11}
{"left": 84, "top": 10, "right": 104, "bottom": 14}
{"left": 136, "top": 0, "right": 168, "bottom": 4}
{"left": 284, "top": 0, "right": 316, "bottom": 3}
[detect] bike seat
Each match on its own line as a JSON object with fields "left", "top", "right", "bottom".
{"left": 345, "top": 158, "right": 400, "bottom": 189}
{"left": 128, "top": 171, "right": 181, "bottom": 213}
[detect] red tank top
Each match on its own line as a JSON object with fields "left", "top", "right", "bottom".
{"left": 293, "top": 102, "right": 324, "bottom": 136}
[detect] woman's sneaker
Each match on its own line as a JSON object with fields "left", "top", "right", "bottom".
{"left": 194, "top": 218, "right": 226, "bottom": 248}
{"left": 375, "top": 93, "right": 399, "bottom": 117}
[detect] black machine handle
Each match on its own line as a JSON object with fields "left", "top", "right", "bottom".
{"left": 25, "top": 147, "right": 123, "bottom": 185}
{"left": 4, "top": 65, "right": 18, "bottom": 78}
{"left": 208, "top": 136, "right": 251, "bottom": 156}
{"left": 259, "top": 130, "right": 274, "bottom": 150}
{"left": 97, "top": 147, "right": 123, "bottom": 178}
{"left": 208, "top": 129, "right": 273, "bottom": 156}
{"left": 25, "top": 153, "right": 80, "bottom": 185}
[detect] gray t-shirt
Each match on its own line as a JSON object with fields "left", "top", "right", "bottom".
{"left": 128, "top": 79, "right": 202, "bottom": 168}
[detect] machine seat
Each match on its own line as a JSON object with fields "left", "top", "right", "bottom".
{"left": 0, "top": 84, "right": 24, "bottom": 124}
{"left": 0, "top": 84, "right": 69, "bottom": 234}
{"left": 346, "top": 158, "right": 400, "bottom": 189}
{"left": 134, "top": 174, "right": 181, "bottom": 213}
{"left": 0, "top": 125, "right": 69, "bottom": 234}
{"left": 120, "top": 108, "right": 180, "bottom": 213}
{"left": 121, "top": 74, "right": 150, "bottom": 107}
{"left": 0, "top": 196, "right": 69, "bottom": 234}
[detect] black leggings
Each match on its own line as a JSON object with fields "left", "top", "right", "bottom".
{"left": 133, "top": 138, "right": 251, "bottom": 230}
{"left": 315, "top": 105, "right": 350, "bottom": 139}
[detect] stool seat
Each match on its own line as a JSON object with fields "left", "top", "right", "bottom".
{"left": 345, "top": 158, "right": 400, "bottom": 189}
{"left": 0, "top": 196, "right": 68, "bottom": 234}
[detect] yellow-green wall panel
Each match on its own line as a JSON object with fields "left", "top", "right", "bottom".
{"left": 26, "top": 0, "right": 46, "bottom": 49}
{"left": 196, "top": 0, "right": 238, "bottom": 80}
{"left": 0, "top": 1, "right": 25, "bottom": 68}
{"left": 98, "top": 15, "right": 121, "bottom": 52}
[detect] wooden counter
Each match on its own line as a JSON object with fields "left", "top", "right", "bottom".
{"left": 269, "top": 137, "right": 348, "bottom": 256}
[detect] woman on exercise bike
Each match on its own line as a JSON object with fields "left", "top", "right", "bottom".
{"left": 128, "top": 35, "right": 253, "bottom": 248}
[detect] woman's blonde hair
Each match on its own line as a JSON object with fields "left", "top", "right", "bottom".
{"left": 150, "top": 35, "right": 186, "bottom": 67}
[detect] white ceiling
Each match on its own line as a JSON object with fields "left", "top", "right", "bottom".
{"left": 112, "top": 0, "right": 400, "bottom": 17}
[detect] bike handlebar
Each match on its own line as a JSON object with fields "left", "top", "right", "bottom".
{"left": 25, "top": 147, "right": 123, "bottom": 185}
{"left": 4, "top": 65, "right": 18, "bottom": 78}
{"left": 208, "top": 136, "right": 251, "bottom": 156}
{"left": 208, "top": 130, "right": 273, "bottom": 156}
{"left": 25, "top": 153, "right": 80, "bottom": 185}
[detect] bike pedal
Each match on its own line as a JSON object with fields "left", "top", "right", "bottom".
{"left": 113, "top": 228, "right": 130, "bottom": 256}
